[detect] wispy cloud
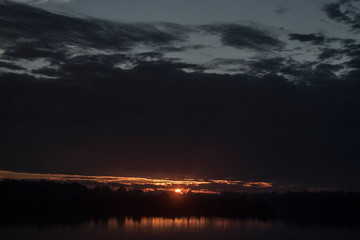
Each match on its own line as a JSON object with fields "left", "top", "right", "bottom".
{"left": 0, "top": 170, "right": 279, "bottom": 193}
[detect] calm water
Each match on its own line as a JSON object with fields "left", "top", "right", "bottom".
{"left": 1, "top": 217, "right": 360, "bottom": 240}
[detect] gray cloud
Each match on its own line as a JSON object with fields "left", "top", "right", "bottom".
{"left": 0, "top": 2, "right": 192, "bottom": 62}
{"left": 202, "top": 24, "right": 284, "bottom": 51}
{"left": 289, "top": 33, "right": 327, "bottom": 45}
{"left": 0, "top": 61, "right": 25, "bottom": 70}
{"left": 318, "top": 47, "right": 344, "bottom": 60}
{"left": 324, "top": 0, "right": 360, "bottom": 31}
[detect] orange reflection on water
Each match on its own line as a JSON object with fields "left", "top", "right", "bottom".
{"left": 93, "top": 216, "right": 272, "bottom": 233}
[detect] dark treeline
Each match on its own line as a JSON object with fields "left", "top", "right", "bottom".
{"left": 1, "top": 179, "right": 360, "bottom": 226}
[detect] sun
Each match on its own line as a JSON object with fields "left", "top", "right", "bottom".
{"left": 174, "top": 188, "right": 182, "bottom": 194}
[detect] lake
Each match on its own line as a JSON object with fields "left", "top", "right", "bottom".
{"left": 1, "top": 216, "right": 360, "bottom": 240}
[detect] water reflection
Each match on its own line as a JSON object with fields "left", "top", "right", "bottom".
{"left": 1, "top": 217, "right": 360, "bottom": 240}
{"left": 91, "top": 216, "right": 271, "bottom": 233}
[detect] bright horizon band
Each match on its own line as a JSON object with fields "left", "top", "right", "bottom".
{"left": 0, "top": 170, "right": 276, "bottom": 194}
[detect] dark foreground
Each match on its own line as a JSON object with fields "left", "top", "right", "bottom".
{"left": 2, "top": 216, "right": 360, "bottom": 240}
{"left": 1, "top": 179, "right": 360, "bottom": 227}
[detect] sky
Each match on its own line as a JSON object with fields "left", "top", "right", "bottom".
{"left": 0, "top": 0, "right": 360, "bottom": 192}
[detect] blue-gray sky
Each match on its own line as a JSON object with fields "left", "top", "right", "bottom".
{"left": 1, "top": 0, "right": 360, "bottom": 192}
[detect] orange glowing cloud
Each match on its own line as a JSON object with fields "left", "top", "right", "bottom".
{"left": 242, "top": 182, "right": 273, "bottom": 188}
{"left": 0, "top": 170, "right": 277, "bottom": 193}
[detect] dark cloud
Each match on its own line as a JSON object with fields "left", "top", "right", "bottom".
{"left": 159, "top": 44, "right": 206, "bottom": 52}
{"left": 336, "top": 41, "right": 360, "bottom": 74}
{"left": 246, "top": 57, "right": 285, "bottom": 75}
{"left": 202, "top": 24, "right": 284, "bottom": 51}
{"left": 343, "top": 42, "right": 360, "bottom": 57}
{"left": 31, "top": 66, "right": 62, "bottom": 77}
{"left": 136, "top": 52, "right": 164, "bottom": 60}
{"left": 316, "top": 38, "right": 360, "bottom": 74}
{"left": 205, "top": 57, "right": 286, "bottom": 76}
{"left": 315, "top": 63, "right": 343, "bottom": 72}
{"left": 318, "top": 48, "right": 344, "bottom": 60}
{"left": 324, "top": 2, "right": 351, "bottom": 23}
{"left": 3, "top": 43, "right": 65, "bottom": 60}
{"left": 0, "top": 1, "right": 287, "bottom": 75}
{"left": 289, "top": 33, "right": 327, "bottom": 45}
{"left": 204, "top": 58, "right": 247, "bottom": 73}
{"left": 345, "top": 57, "right": 360, "bottom": 69}
{"left": 66, "top": 53, "right": 131, "bottom": 67}
{"left": 0, "top": 1, "right": 193, "bottom": 63}
{"left": 278, "top": 59, "right": 341, "bottom": 83}
{"left": 0, "top": 61, "right": 25, "bottom": 70}
{"left": 323, "top": 0, "right": 360, "bottom": 31}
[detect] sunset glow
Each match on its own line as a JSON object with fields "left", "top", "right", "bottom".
{"left": 0, "top": 170, "right": 280, "bottom": 193}
{"left": 174, "top": 188, "right": 182, "bottom": 193}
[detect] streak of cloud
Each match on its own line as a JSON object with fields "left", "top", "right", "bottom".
{"left": 0, "top": 170, "right": 280, "bottom": 193}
